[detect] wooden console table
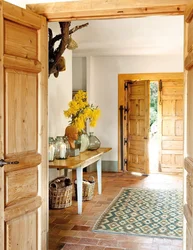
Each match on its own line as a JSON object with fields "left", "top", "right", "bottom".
{"left": 49, "top": 147, "right": 112, "bottom": 214}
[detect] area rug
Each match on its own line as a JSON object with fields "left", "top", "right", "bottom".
{"left": 93, "top": 188, "right": 183, "bottom": 239}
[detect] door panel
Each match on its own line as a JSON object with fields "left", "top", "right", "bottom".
{"left": 5, "top": 69, "right": 37, "bottom": 154}
{"left": 0, "top": 1, "right": 48, "bottom": 249}
{"left": 5, "top": 167, "right": 38, "bottom": 206}
{"left": 159, "top": 79, "right": 184, "bottom": 173}
{"left": 5, "top": 20, "right": 37, "bottom": 59}
{"left": 6, "top": 211, "right": 37, "bottom": 250}
{"left": 184, "top": 3, "right": 193, "bottom": 249}
{"left": 127, "top": 80, "right": 150, "bottom": 174}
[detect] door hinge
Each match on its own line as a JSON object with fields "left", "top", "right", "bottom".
{"left": 159, "top": 79, "right": 162, "bottom": 92}
{"left": 124, "top": 159, "right": 128, "bottom": 165}
{"left": 159, "top": 79, "right": 163, "bottom": 105}
{"left": 124, "top": 138, "right": 128, "bottom": 145}
{"left": 124, "top": 106, "right": 128, "bottom": 113}
{"left": 124, "top": 82, "right": 128, "bottom": 90}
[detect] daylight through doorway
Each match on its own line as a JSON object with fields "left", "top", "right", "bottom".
{"left": 149, "top": 81, "right": 159, "bottom": 173}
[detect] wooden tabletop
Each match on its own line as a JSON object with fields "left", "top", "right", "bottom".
{"left": 49, "top": 147, "right": 112, "bottom": 170}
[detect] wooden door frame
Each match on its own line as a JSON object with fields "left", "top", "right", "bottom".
{"left": 26, "top": 1, "right": 188, "bottom": 22}
{"left": 118, "top": 73, "right": 184, "bottom": 172}
{"left": 26, "top": 1, "right": 188, "bottom": 174}
{"left": 24, "top": 1, "right": 192, "bottom": 247}
{"left": 0, "top": 0, "right": 191, "bottom": 248}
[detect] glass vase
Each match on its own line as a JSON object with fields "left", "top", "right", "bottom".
{"left": 88, "top": 132, "right": 101, "bottom": 150}
{"left": 75, "top": 132, "right": 89, "bottom": 152}
{"left": 55, "top": 136, "right": 70, "bottom": 159}
{"left": 48, "top": 137, "right": 56, "bottom": 162}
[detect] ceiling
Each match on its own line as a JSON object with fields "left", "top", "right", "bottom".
{"left": 71, "top": 15, "right": 184, "bottom": 57}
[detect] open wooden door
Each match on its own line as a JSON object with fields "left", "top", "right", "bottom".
{"left": 127, "top": 80, "right": 150, "bottom": 175}
{"left": 118, "top": 78, "right": 150, "bottom": 174}
{"left": 0, "top": 1, "right": 48, "bottom": 250}
{"left": 158, "top": 78, "right": 184, "bottom": 173}
{"left": 184, "top": 3, "right": 193, "bottom": 250}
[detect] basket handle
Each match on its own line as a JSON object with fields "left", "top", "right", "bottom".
{"left": 49, "top": 178, "right": 64, "bottom": 189}
{"left": 50, "top": 182, "right": 58, "bottom": 189}
{"left": 88, "top": 176, "right": 95, "bottom": 183}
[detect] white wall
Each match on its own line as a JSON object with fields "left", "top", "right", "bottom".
{"left": 48, "top": 23, "right": 72, "bottom": 180}
{"left": 72, "top": 57, "right": 86, "bottom": 91}
{"left": 6, "top": 0, "right": 26, "bottom": 7}
{"left": 48, "top": 22, "right": 72, "bottom": 138}
{"left": 73, "top": 54, "right": 183, "bottom": 162}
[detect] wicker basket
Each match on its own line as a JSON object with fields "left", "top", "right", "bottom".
{"left": 49, "top": 176, "right": 72, "bottom": 209}
{"left": 74, "top": 176, "right": 95, "bottom": 201}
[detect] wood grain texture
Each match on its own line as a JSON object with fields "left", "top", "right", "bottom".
{"left": 5, "top": 69, "right": 37, "bottom": 156}
{"left": 5, "top": 20, "right": 37, "bottom": 60}
{"left": 4, "top": 55, "right": 41, "bottom": 73}
{"left": 0, "top": 0, "right": 3, "bottom": 159}
{"left": 159, "top": 79, "right": 184, "bottom": 173}
{"left": 4, "top": 153, "right": 41, "bottom": 173}
{"left": 2, "top": 2, "right": 48, "bottom": 249}
{"left": 187, "top": 19, "right": 193, "bottom": 53}
{"left": 185, "top": 49, "right": 193, "bottom": 70}
{"left": 5, "top": 196, "right": 42, "bottom": 222}
{"left": 3, "top": 1, "right": 41, "bottom": 29}
{"left": 5, "top": 167, "right": 38, "bottom": 206}
{"left": 118, "top": 75, "right": 127, "bottom": 172}
{"left": 26, "top": 0, "right": 187, "bottom": 21}
{"left": 127, "top": 80, "right": 150, "bottom": 175}
{"left": 49, "top": 148, "right": 112, "bottom": 170}
{"left": 118, "top": 73, "right": 184, "bottom": 174}
{"left": 6, "top": 211, "right": 37, "bottom": 250}
{"left": 0, "top": 1, "right": 4, "bottom": 249}
{"left": 38, "top": 15, "right": 48, "bottom": 250}
{"left": 185, "top": 1, "right": 193, "bottom": 23}
{"left": 118, "top": 73, "right": 184, "bottom": 81}
{"left": 184, "top": 157, "right": 193, "bottom": 250}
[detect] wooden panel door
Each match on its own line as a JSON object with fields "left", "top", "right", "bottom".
{"left": 158, "top": 79, "right": 184, "bottom": 173}
{"left": 184, "top": 3, "right": 193, "bottom": 249}
{"left": 0, "top": 1, "right": 48, "bottom": 250}
{"left": 127, "top": 80, "right": 150, "bottom": 175}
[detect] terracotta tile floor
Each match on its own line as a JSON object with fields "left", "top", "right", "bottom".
{"left": 49, "top": 172, "right": 183, "bottom": 250}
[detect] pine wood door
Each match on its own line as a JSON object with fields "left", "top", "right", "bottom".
{"left": 127, "top": 80, "right": 150, "bottom": 175}
{"left": 184, "top": 2, "right": 193, "bottom": 249}
{"left": 0, "top": 1, "right": 48, "bottom": 250}
{"left": 158, "top": 79, "right": 184, "bottom": 173}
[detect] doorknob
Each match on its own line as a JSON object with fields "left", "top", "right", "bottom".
{"left": 144, "top": 137, "right": 148, "bottom": 139}
{"left": 0, "top": 159, "right": 19, "bottom": 167}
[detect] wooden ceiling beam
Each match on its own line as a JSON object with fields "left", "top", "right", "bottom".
{"left": 26, "top": 0, "right": 188, "bottom": 22}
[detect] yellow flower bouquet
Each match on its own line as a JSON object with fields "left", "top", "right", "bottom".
{"left": 64, "top": 90, "right": 101, "bottom": 132}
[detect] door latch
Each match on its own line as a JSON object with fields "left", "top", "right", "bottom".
{"left": 0, "top": 159, "right": 19, "bottom": 167}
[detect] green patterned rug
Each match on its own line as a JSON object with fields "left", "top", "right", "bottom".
{"left": 93, "top": 188, "right": 183, "bottom": 239}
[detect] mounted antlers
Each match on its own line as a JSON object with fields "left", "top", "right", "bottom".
{"left": 49, "top": 21, "right": 89, "bottom": 78}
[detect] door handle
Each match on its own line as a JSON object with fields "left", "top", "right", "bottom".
{"left": 0, "top": 159, "right": 19, "bottom": 167}
{"left": 144, "top": 137, "right": 148, "bottom": 139}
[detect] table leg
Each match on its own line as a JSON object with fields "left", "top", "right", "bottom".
{"left": 76, "top": 167, "right": 83, "bottom": 214}
{"left": 97, "top": 159, "right": 102, "bottom": 194}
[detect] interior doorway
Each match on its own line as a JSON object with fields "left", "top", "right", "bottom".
{"left": 149, "top": 81, "right": 159, "bottom": 173}
{"left": 118, "top": 73, "right": 184, "bottom": 175}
